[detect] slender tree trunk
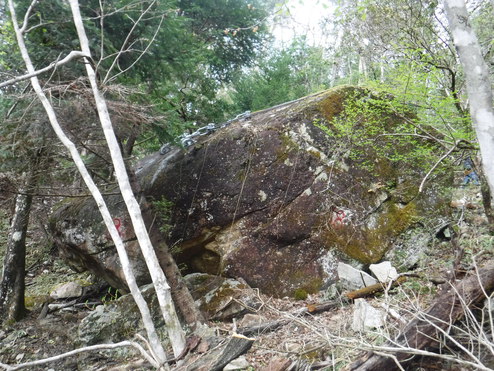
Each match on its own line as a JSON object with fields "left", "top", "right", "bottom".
{"left": 128, "top": 169, "right": 205, "bottom": 327}
{"left": 8, "top": 1, "right": 169, "bottom": 366}
{"left": 444, "top": 0, "right": 494, "bottom": 198}
{"left": 68, "top": 0, "right": 186, "bottom": 358}
{"left": 0, "top": 172, "right": 35, "bottom": 324}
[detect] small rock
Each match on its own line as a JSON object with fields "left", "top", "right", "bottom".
{"left": 238, "top": 314, "right": 265, "bottom": 328}
{"left": 50, "top": 281, "right": 83, "bottom": 299}
{"left": 15, "top": 353, "right": 24, "bottom": 362}
{"left": 337, "top": 262, "right": 377, "bottom": 290}
{"left": 260, "top": 357, "right": 292, "bottom": 371}
{"left": 223, "top": 355, "right": 250, "bottom": 370}
{"left": 369, "top": 261, "right": 398, "bottom": 283}
{"left": 352, "top": 298, "right": 385, "bottom": 332}
{"left": 284, "top": 341, "right": 301, "bottom": 353}
{"left": 184, "top": 273, "right": 261, "bottom": 320}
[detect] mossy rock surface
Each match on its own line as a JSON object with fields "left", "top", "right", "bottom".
{"left": 51, "top": 86, "right": 451, "bottom": 297}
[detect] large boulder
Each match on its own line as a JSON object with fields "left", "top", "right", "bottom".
{"left": 50, "top": 86, "right": 450, "bottom": 297}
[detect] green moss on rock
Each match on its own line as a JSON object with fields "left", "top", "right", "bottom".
{"left": 324, "top": 202, "right": 418, "bottom": 264}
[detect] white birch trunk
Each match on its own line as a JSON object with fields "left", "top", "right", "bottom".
{"left": 444, "top": 0, "right": 494, "bottom": 198}
{"left": 358, "top": 54, "right": 368, "bottom": 82}
{"left": 67, "top": 0, "right": 186, "bottom": 358}
{"left": 7, "top": 0, "right": 169, "bottom": 366}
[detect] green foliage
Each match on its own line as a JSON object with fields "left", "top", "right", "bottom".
{"left": 0, "top": 0, "right": 274, "bottom": 158}
{"left": 315, "top": 88, "right": 434, "bottom": 175}
{"left": 151, "top": 197, "right": 174, "bottom": 235}
{"left": 470, "top": 1, "right": 494, "bottom": 75}
{"left": 315, "top": 59, "right": 474, "bottom": 182}
{"left": 178, "top": 0, "right": 269, "bottom": 82}
{"left": 107, "top": 0, "right": 273, "bottom": 130}
{"left": 231, "top": 37, "right": 332, "bottom": 112}
{"left": 101, "top": 287, "right": 121, "bottom": 305}
{"left": 373, "top": 63, "right": 472, "bottom": 140}
{"left": 293, "top": 288, "right": 308, "bottom": 300}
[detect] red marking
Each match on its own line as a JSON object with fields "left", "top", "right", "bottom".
{"left": 331, "top": 209, "right": 346, "bottom": 227}
{"left": 113, "top": 218, "right": 123, "bottom": 236}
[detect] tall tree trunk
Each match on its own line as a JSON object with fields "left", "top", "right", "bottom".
{"left": 444, "top": 0, "right": 494, "bottom": 198}
{"left": 0, "top": 172, "right": 35, "bottom": 324}
{"left": 8, "top": 0, "right": 170, "bottom": 365}
{"left": 128, "top": 169, "right": 205, "bottom": 327}
{"left": 479, "top": 169, "right": 494, "bottom": 231}
{"left": 68, "top": 0, "right": 186, "bottom": 358}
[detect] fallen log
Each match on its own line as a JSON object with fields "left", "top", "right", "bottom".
{"left": 344, "top": 277, "right": 407, "bottom": 300}
{"left": 175, "top": 334, "right": 254, "bottom": 371}
{"left": 345, "top": 260, "right": 494, "bottom": 370}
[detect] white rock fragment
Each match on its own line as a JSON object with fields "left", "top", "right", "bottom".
{"left": 337, "top": 262, "right": 377, "bottom": 290}
{"left": 223, "top": 356, "right": 250, "bottom": 371}
{"left": 50, "top": 281, "right": 83, "bottom": 299}
{"left": 15, "top": 353, "right": 25, "bottom": 362}
{"left": 238, "top": 313, "right": 265, "bottom": 328}
{"left": 352, "top": 298, "right": 385, "bottom": 332}
{"left": 369, "top": 261, "right": 399, "bottom": 283}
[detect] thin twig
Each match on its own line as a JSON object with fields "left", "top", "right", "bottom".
{"left": 419, "top": 141, "right": 458, "bottom": 192}
{"left": 102, "top": 0, "right": 158, "bottom": 83}
{"left": 0, "top": 341, "right": 158, "bottom": 370}
{"left": 19, "top": 0, "right": 39, "bottom": 33}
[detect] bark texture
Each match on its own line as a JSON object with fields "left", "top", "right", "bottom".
{"left": 444, "top": 0, "right": 494, "bottom": 197}
{"left": 0, "top": 173, "right": 35, "bottom": 324}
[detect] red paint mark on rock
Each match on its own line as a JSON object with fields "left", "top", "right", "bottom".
{"left": 331, "top": 209, "right": 347, "bottom": 227}
{"left": 113, "top": 218, "right": 123, "bottom": 236}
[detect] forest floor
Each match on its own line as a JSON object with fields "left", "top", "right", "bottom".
{"left": 0, "top": 181, "right": 493, "bottom": 371}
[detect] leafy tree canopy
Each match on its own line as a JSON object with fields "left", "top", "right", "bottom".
{"left": 0, "top": 0, "right": 274, "bottom": 154}
{"left": 230, "top": 37, "right": 331, "bottom": 112}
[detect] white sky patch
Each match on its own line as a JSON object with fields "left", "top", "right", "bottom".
{"left": 272, "top": 0, "right": 334, "bottom": 47}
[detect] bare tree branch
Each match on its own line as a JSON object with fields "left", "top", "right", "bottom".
{"left": 0, "top": 51, "right": 89, "bottom": 89}
{"left": 19, "top": 0, "right": 39, "bottom": 33}
{"left": 0, "top": 340, "right": 159, "bottom": 370}
{"left": 102, "top": 0, "right": 164, "bottom": 84}
{"left": 418, "top": 141, "right": 458, "bottom": 192}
